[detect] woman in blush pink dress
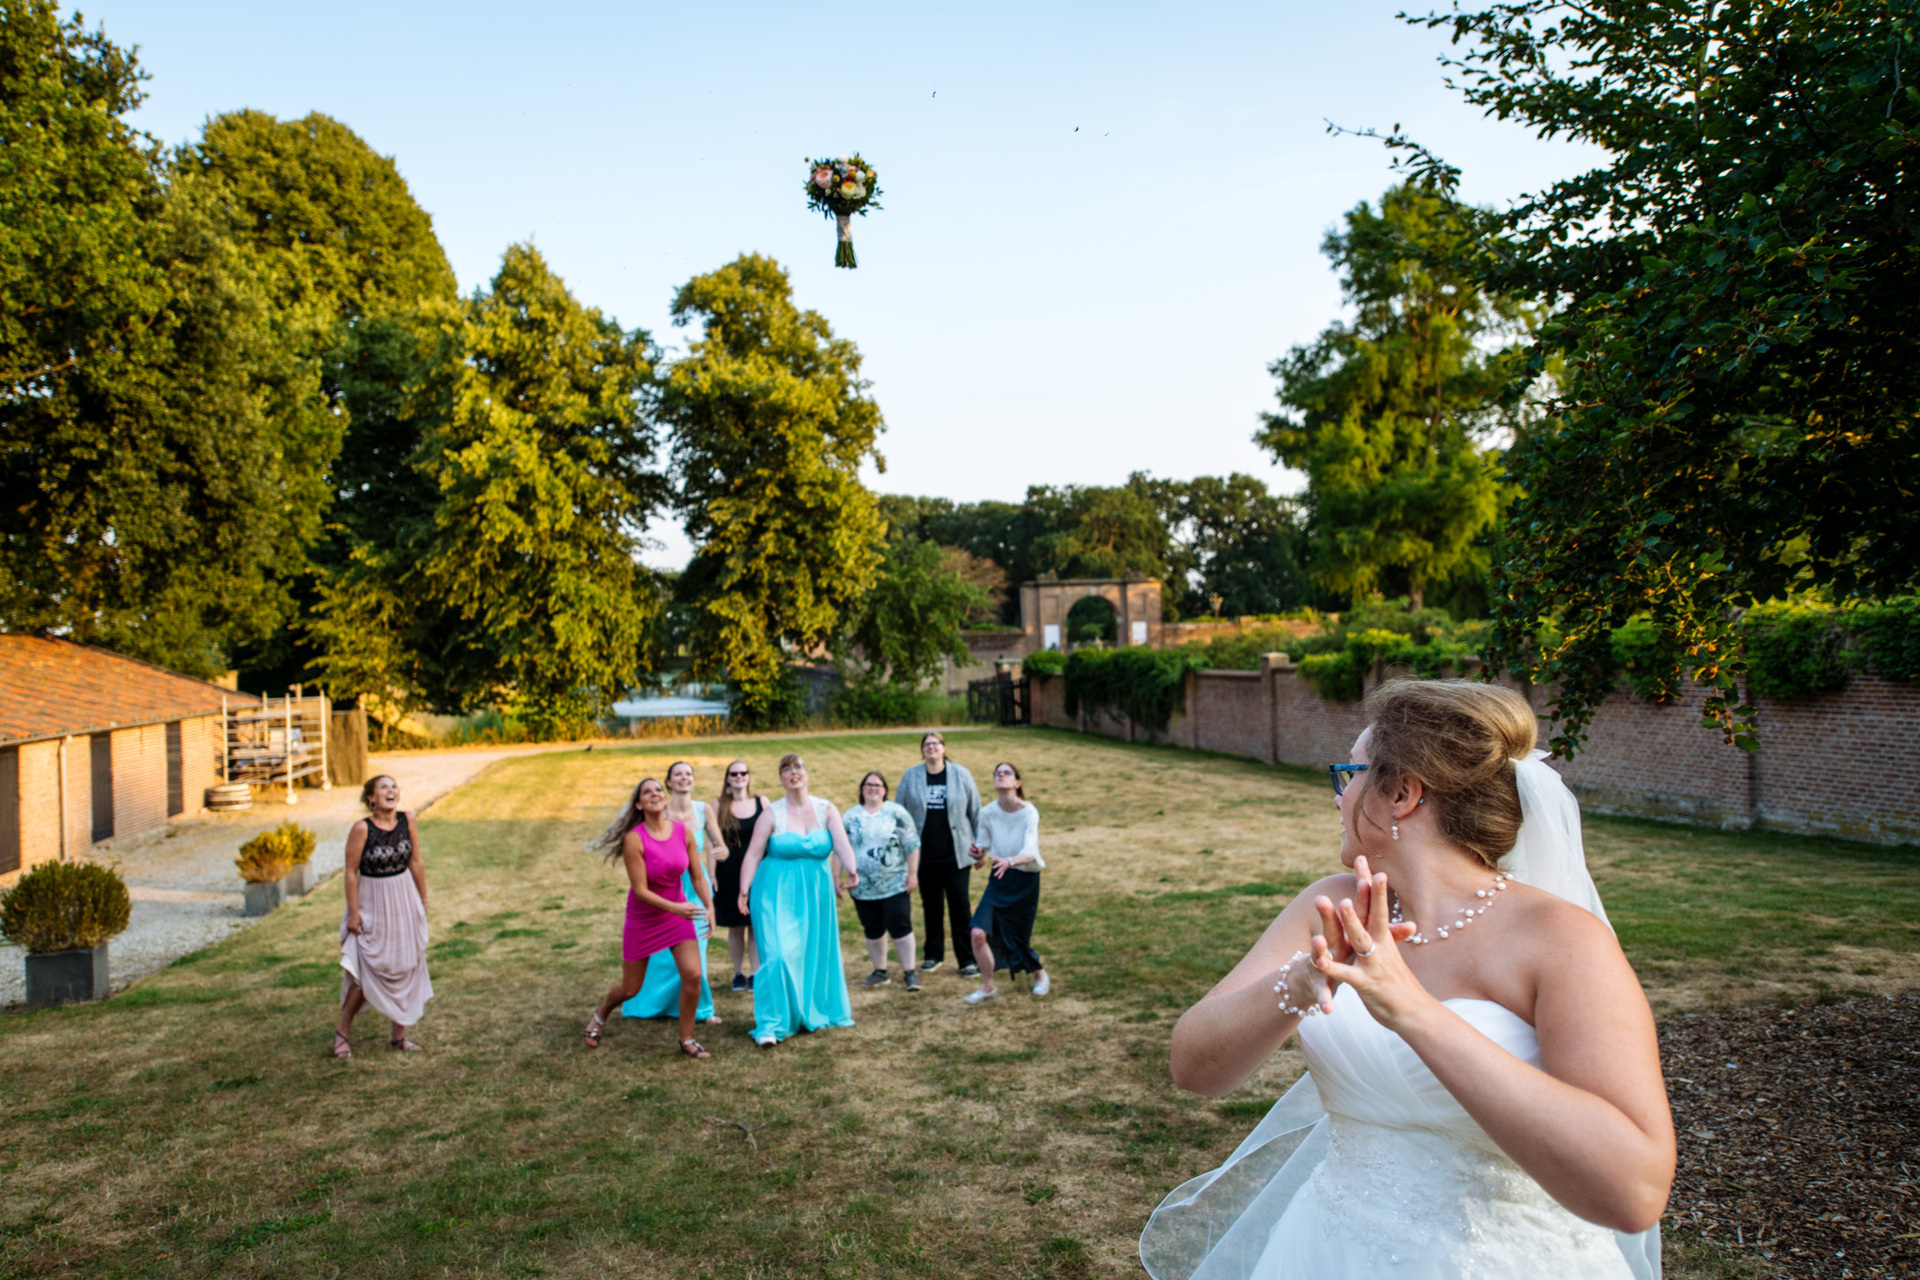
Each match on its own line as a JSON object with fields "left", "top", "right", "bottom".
{"left": 583, "top": 777, "right": 717, "bottom": 1058}
{"left": 334, "top": 774, "right": 433, "bottom": 1058}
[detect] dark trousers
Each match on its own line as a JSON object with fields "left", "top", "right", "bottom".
{"left": 919, "top": 860, "right": 974, "bottom": 964}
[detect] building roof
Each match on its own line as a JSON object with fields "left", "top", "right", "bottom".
{"left": 0, "top": 636, "right": 233, "bottom": 746}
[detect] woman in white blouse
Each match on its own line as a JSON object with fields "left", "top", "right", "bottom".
{"left": 962, "top": 762, "right": 1051, "bottom": 1004}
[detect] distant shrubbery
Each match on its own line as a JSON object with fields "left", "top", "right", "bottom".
{"left": 1027, "top": 596, "right": 1920, "bottom": 717}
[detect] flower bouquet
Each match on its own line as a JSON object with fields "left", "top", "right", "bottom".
{"left": 803, "top": 154, "right": 882, "bottom": 269}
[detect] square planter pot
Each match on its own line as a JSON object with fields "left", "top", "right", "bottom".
{"left": 282, "top": 863, "right": 310, "bottom": 897}
{"left": 243, "top": 879, "right": 285, "bottom": 917}
{"left": 25, "top": 943, "right": 109, "bottom": 1007}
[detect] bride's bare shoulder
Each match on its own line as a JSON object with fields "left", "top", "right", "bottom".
{"left": 1297, "top": 871, "right": 1360, "bottom": 902}
{"left": 1505, "top": 882, "right": 1629, "bottom": 966}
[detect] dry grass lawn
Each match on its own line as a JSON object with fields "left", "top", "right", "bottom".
{"left": 2, "top": 726, "right": 1916, "bottom": 1279}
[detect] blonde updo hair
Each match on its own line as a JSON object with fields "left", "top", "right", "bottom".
{"left": 1359, "top": 680, "right": 1537, "bottom": 868}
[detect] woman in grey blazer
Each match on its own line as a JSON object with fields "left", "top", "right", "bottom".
{"left": 896, "top": 732, "right": 981, "bottom": 976}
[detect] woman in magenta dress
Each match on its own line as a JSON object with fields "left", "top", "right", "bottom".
{"left": 583, "top": 776, "right": 717, "bottom": 1058}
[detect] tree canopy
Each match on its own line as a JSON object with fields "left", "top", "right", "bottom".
{"left": 1258, "top": 182, "right": 1515, "bottom": 610}
{"left": 661, "top": 253, "right": 886, "bottom": 724}
{"left": 1388, "top": 0, "right": 1920, "bottom": 752}
{"left": 312, "top": 245, "right": 664, "bottom": 733}
{"left": 0, "top": 5, "right": 297, "bottom": 674}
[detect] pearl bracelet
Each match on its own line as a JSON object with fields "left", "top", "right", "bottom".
{"left": 1272, "top": 950, "right": 1320, "bottom": 1019}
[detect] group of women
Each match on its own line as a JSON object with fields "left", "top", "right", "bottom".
{"left": 331, "top": 680, "right": 1683, "bottom": 1278}
{"left": 326, "top": 732, "right": 1051, "bottom": 1060}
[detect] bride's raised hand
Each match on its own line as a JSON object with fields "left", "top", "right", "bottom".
{"left": 1313, "top": 859, "right": 1425, "bottom": 1031}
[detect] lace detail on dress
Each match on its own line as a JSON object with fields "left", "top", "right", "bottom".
{"left": 359, "top": 814, "right": 413, "bottom": 878}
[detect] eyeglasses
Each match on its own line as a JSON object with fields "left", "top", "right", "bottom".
{"left": 727, "top": 769, "right": 749, "bottom": 777}
{"left": 1328, "top": 764, "right": 1368, "bottom": 796}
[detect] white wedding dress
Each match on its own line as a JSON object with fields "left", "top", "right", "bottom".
{"left": 1139, "top": 753, "right": 1660, "bottom": 1279}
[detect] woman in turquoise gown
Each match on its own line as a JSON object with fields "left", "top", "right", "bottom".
{"left": 625, "top": 762, "right": 724, "bottom": 1023}
{"left": 736, "top": 753, "right": 858, "bottom": 1046}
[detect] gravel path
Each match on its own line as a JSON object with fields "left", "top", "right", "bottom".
{"left": 0, "top": 747, "right": 544, "bottom": 1007}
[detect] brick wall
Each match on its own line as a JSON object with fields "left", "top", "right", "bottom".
{"left": 1025, "top": 657, "right": 1920, "bottom": 844}
{"left": 0, "top": 712, "right": 229, "bottom": 886}
{"left": 1189, "top": 670, "right": 1267, "bottom": 759}
{"left": 1269, "top": 657, "right": 1374, "bottom": 774}
{"left": 1746, "top": 676, "right": 1917, "bottom": 842}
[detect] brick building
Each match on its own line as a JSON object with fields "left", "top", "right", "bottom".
{"left": 0, "top": 637, "right": 230, "bottom": 884}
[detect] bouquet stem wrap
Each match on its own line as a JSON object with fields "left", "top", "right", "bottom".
{"left": 835, "top": 214, "right": 856, "bottom": 269}
{"left": 805, "top": 154, "right": 880, "bottom": 270}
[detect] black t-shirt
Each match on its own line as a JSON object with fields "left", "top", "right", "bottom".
{"left": 920, "top": 766, "right": 955, "bottom": 868}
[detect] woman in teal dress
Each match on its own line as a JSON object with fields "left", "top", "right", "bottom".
{"left": 735, "top": 753, "right": 859, "bottom": 1046}
{"left": 625, "top": 761, "right": 725, "bottom": 1023}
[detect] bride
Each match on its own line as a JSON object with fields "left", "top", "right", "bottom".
{"left": 1142, "top": 680, "right": 1673, "bottom": 1278}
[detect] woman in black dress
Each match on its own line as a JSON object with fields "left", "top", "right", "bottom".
{"left": 712, "top": 758, "right": 762, "bottom": 991}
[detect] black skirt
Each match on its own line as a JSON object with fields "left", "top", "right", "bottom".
{"left": 970, "top": 870, "right": 1042, "bottom": 974}
{"left": 711, "top": 801, "right": 759, "bottom": 928}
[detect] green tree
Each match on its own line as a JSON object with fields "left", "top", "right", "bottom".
{"left": 313, "top": 245, "right": 665, "bottom": 733}
{"left": 181, "top": 110, "right": 456, "bottom": 325}
{"left": 1386, "top": 0, "right": 1920, "bottom": 753}
{"left": 1258, "top": 182, "right": 1516, "bottom": 609}
{"left": 1028, "top": 483, "right": 1171, "bottom": 582}
{"left": 178, "top": 110, "right": 458, "bottom": 682}
{"left": 0, "top": 6, "right": 296, "bottom": 673}
{"left": 660, "top": 253, "right": 885, "bottom": 725}
{"left": 1133, "top": 472, "right": 1314, "bottom": 617}
{"left": 841, "top": 538, "right": 987, "bottom": 688}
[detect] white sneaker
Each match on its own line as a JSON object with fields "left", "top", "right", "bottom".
{"left": 1032, "top": 973, "right": 1050, "bottom": 997}
{"left": 961, "top": 988, "right": 996, "bottom": 1006}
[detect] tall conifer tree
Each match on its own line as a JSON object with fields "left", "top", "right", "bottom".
{"left": 1259, "top": 182, "right": 1520, "bottom": 609}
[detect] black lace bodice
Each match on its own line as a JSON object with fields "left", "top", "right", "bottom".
{"left": 359, "top": 813, "right": 413, "bottom": 878}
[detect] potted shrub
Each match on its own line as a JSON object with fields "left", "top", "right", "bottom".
{"left": 1, "top": 861, "right": 133, "bottom": 1006}
{"left": 234, "top": 833, "right": 293, "bottom": 917}
{"left": 264, "top": 822, "right": 318, "bottom": 897}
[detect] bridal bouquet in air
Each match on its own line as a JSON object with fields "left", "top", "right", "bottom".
{"left": 803, "top": 154, "right": 882, "bottom": 269}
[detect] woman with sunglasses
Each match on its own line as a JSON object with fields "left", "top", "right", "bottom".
{"left": 843, "top": 770, "right": 922, "bottom": 991}
{"left": 734, "top": 753, "right": 859, "bottom": 1046}
{"left": 711, "top": 759, "right": 762, "bottom": 992}
{"left": 1142, "top": 680, "right": 1670, "bottom": 1279}
{"left": 961, "top": 762, "right": 1050, "bottom": 1004}
{"left": 624, "top": 761, "right": 723, "bottom": 1024}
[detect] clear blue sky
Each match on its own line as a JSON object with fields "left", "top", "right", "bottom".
{"left": 88, "top": 1, "right": 1599, "bottom": 567}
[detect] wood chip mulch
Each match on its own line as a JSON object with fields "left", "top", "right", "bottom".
{"left": 1664, "top": 992, "right": 1920, "bottom": 1277}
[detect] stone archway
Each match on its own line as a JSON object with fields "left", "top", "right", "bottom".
{"left": 1018, "top": 576, "right": 1163, "bottom": 652}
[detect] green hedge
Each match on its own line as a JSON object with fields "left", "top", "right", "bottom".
{"left": 1031, "top": 598, "right": 1920, "bottom": 719}
{"left": 1611, "top": 598, "right": 1920, "bottom": 702}
{"left": 1021, "top": 649, "right": 1065, "bottom": 677}
{"left": 1061, "top": 647, "right": 1204, "bottom": 732}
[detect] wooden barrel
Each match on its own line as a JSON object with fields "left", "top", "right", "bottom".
{"left": 204, "top": 783, "right": 253, "bottom": 813}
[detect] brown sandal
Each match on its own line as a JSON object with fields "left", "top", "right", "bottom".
{"left": 389, "top": 1037, "right": 422, "bottom": 1052}
{"left": 583, "top": 1012, "right": 605, "bottom": 1049}
{"left": 679, "top": 1038, "right": 711, "bottom": 1059}
{"left": 331, "top": 1031, "right": 352, "bottom": 1060}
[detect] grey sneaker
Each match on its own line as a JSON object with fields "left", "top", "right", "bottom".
{"left": 959, "top": 964, "right": 981, "bottom": 978}
{"left": 860, "top": 969, "right": 890, "bottom": 988}
{"left": 904, "top": 971, "right": 922, "bottom": 992}
{"left": 920, "top": 959, "right": 942, "bottom": 972}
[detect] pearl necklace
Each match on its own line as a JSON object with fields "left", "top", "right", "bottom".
{"left": 1391, "top": 871, "right": 1510, "bottom": 944}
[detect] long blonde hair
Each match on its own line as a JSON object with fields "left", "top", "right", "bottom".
{"left": 595, "top": 777, "right": 662, "bottom": 863}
